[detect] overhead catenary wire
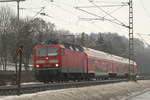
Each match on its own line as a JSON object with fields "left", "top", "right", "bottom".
{"left": 21, "top": 0, "right": 124, "bottom": 33}
{"left": 75, "top": 7, "right": 129, "bottom": 28}
{"left": 44, "top": 0, "right": 73, "bottom": 7}
{"left": 43, "top": 0, "right": 85, "bottom": 19}
{"left": 40, "top": 12, "right": 99, "bottom": 33}
{"left": 102, "top": 5, "right": 124, "bottom": 18}
{"left": 32, "top": 6, "right": 45, "bottom": 19}
{"left": 80, "top": 5, "right": 125, "bottom": 22}
{"left": 76, "top": 3, "right": 127, "bottom": 27}
{"left": 90, "top": 0, "right": 128, "bottom": 4}
{"left": 16, "top": 0, "right": 136, "bottom": 34}
{"left": 19, "top": 7, "right": 44, "bottom": 10}
{"left": 78, "top": 2, "right": 126, "bottom": 31}
{"left": 50, "top": 3, "right": 79, "bottom": 17}
{"left": 48, "top": 2, "right": 106, "bottom": 31}
{"left": 75, "top": 4, "right": 128, "bottom": 8}
{"left": 88, "top": 0, "right": 126, "bottom": 27}
{"left": 15, "top": 0, "right": 52, "bottom": 19}
{"left": 40, "top": 0, "right": 104, "bottom": 33}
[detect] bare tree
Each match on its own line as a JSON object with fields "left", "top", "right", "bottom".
{"left": 0, "top": 6, "right": 15, "bottom": 70}
{"left": 29, "top": 18, "right": 56, "bottom": 45}
{"left": 14, "top": 18, "right": 56, "bottom": 70}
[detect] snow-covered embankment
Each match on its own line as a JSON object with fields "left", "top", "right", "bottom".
{"left": 1, "top": 80, "right": 150, "bottom": 100}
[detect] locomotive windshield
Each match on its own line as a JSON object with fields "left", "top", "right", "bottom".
{"left": 48, "top": 48, "right": 58, "bottom": 56}
{"left": 36, "top": 48, "right": 58, "bottom": 57}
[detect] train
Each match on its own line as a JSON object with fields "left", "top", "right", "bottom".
{"left": 34, "top": 44, "right": 137, "bottom": 82}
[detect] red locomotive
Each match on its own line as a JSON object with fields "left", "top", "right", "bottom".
{"left": 34, "top": 44, "right": 137, "bottom": 82}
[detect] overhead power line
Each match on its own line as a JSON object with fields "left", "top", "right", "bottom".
{"left": 51, "top": 3, "right": 79, "bottom": 17}
{"left": 0, "top": 0, "right": 24, "bottom": 2}
{"left": 103, "top": 6, "right": 124, "bottom": 18}
{"left": 42, "top": 0, "right": 104, "bottom": 32}
{"left": 88, "top": 0, "right": 126, "bottom": 27}
{"left": 75, "top": 4, "right": 128, "bottom": 8}
{"left": 40, "top": 12, "right": 53, "bottom": 18}
{"left": 19, "top": 7, "right": 43, "bottom": 10}
{"left": 32, "top": 7, "right": 45, "bottom": 19}
{"left": 40, "top": 12, "right": 100, "bottom": 32}
{"left": 74, "top": 7, "right": 129, "bottom": 28}
{"left": 42, "top": 0, "right": 109, "bottom": 32}
{"left": 91, "top": 0, "right": 128, "bottom": 4}
{"left": 79, "top": 18, "right": 104, "bottom": 21}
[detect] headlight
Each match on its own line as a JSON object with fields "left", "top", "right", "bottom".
{"left": 36, "top": 60, "right": 45, "bottom": 63}
{"left": 49, "top": 60, "right": 59, "bottom": 63}
{"left": 55, "top": 64, "right": 59, "bottom": 67}
{"left": 36, "top": 65, "right": 39, "bottom": 67}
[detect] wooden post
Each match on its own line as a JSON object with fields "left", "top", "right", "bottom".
{"left": 14, "top": 45, "right": 24, "bottom": 95}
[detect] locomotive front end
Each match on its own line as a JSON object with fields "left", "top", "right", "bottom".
{"left": 34, "top": 45, "right": 62, "bottom": 82}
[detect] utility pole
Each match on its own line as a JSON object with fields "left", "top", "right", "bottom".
{"left": 0, "top": 0, "right": 25, "bottom": 23}
{"left": 14, "top": 46, "right": 24, "bottom": 95}
{"left": 17, "top": 0, "right": 20, "bottom": 23}
{"left": 0, "top": 0, "right": 25, "bottom": 84}
{"left": 128, "top": 0, "right": 134, "bottom": 80}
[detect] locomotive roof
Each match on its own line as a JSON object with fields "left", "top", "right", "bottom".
{"left": 34, "top": 44, "right": 65, "bottom": 48}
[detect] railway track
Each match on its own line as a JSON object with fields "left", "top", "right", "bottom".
{"left": 0, "top": 79, "right": 127, "bottom": 96}
{"left": 0, "top": 70, "right": 37, "bottom": 86}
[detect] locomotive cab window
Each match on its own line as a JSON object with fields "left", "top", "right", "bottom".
{"left": 36, "top": 48, "right": 47, "bottom": 57}
{"left": 36, "top": 48, "right": 58, "bottom": 57}
{"left": 48, "top": 48, "right": 58, "bottom": 56}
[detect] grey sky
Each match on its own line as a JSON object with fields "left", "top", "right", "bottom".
{"left": 0, "top": 0, "right": 150, "bottom": 43}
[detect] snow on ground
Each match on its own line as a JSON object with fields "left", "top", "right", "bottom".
{"left": 21, "top": 82, "right": 43, "bottom": 85}
{"left": 1, "top": 80, "right": 150, "bottom": 100}
{"left": 0, "top": 65, "right": 33, "bottom": 71}
{"left": 126, "top": 89, "right": 150, "bottom": 100}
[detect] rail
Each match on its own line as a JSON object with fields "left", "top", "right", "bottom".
{"left": 0, "top": 79, "right": 127, "bottom": 96}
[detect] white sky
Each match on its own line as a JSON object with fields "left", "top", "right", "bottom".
{"left": 0, "top": 0, "right": 150, "bottom": 44}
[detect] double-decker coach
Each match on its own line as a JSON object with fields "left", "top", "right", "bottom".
{"left": 84, "top": 48, "right": 137, "bottom": 79}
